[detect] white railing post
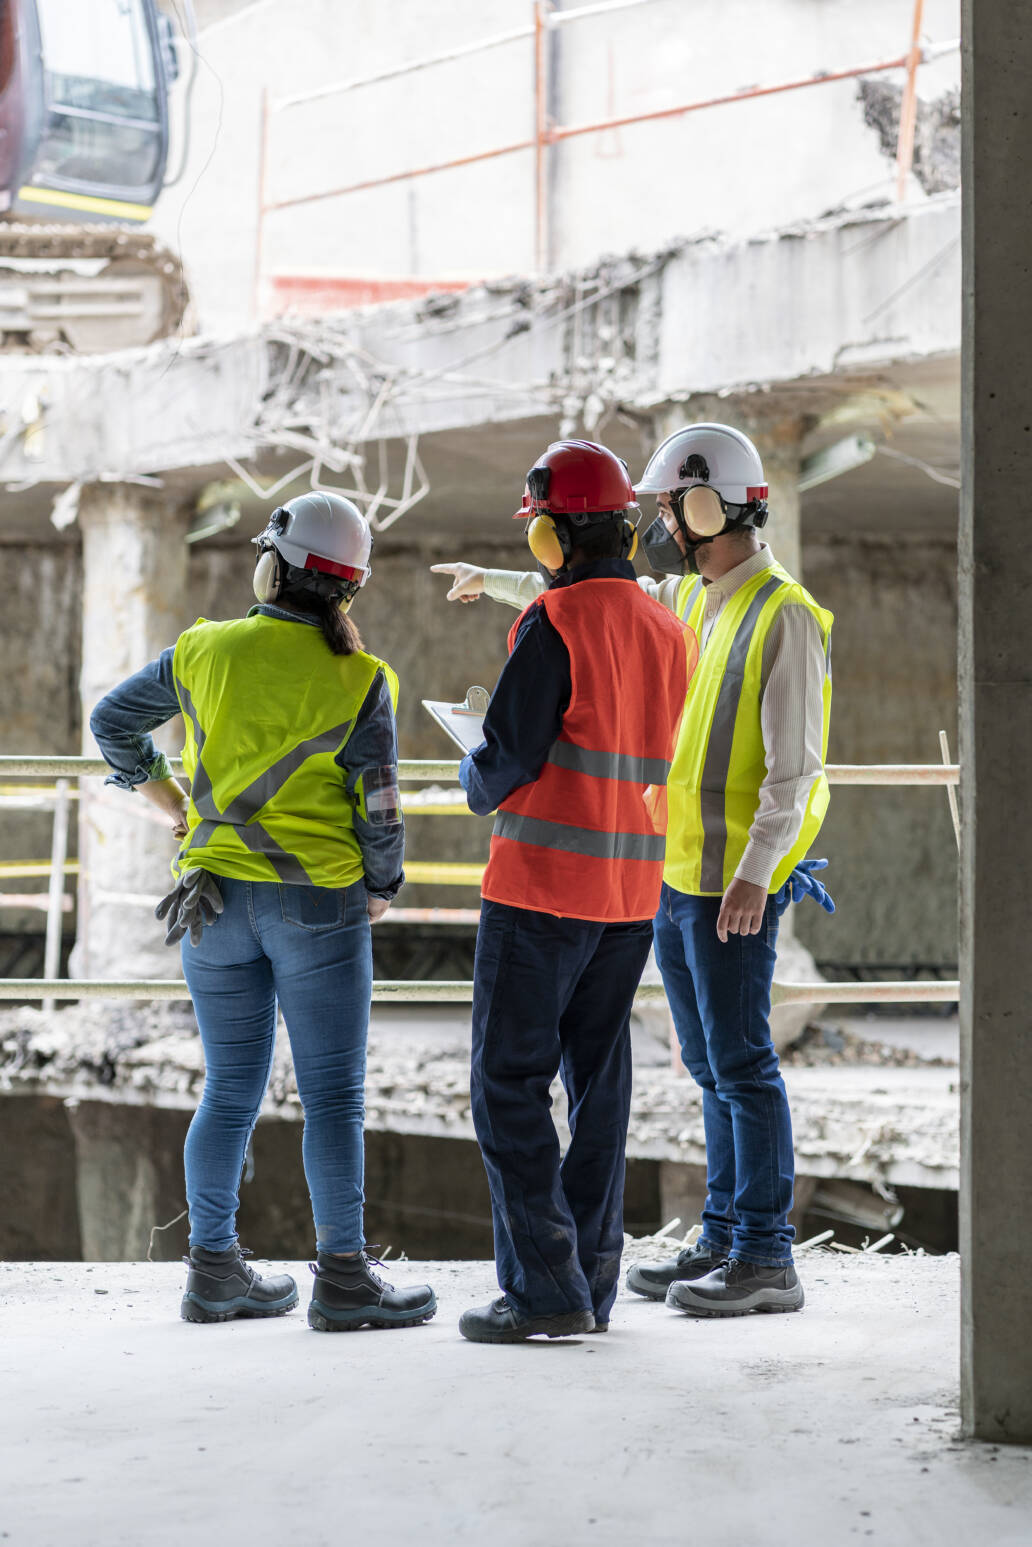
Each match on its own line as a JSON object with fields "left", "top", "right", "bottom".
{"left": 41, "top": 778, "right": 70, "bottom": 1014}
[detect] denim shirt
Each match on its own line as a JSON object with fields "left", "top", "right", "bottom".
{"left": 89, "top": 603, "right": 405, "bottom": 899}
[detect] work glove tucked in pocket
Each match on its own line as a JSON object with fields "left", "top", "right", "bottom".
{"left": 155, "top": 867, "right": 224, "bottom": 947}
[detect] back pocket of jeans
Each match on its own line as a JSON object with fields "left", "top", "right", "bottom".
{"left": 280, "top": 885, "right": 345, "bottom": 931}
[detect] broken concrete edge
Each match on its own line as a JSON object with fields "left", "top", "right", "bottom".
{"left": 0, "top": 1065, "right": 959, "bottom": 1193}
{"left": 0, "top": 195, "right": 962, "bottom": 489}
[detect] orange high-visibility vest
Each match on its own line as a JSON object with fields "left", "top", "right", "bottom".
{"left": 481, "top": 579, "right": 697, "bottom": 922}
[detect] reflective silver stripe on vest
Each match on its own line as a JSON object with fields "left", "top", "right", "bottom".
{"left": 698, "top": 576, "right": 786, "bottom": 893}
{"left": 547, "top": 740, "right": 671, "bottom": 785}
{"left": 494, "top": 810, "right": 666, "bottom": 864}
{"left": 680, "top": 580, "right": 703, "bottom": 621}
{"left": 175, "top": 676, "right": 353, "bottom": 886}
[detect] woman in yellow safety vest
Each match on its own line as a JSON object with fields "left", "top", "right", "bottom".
{"left": 90, "top": 492, "right": 436, "bottom": 1333}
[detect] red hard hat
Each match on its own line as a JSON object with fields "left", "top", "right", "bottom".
{"left": 512, "top": 440, "right": 638, "bottom": 520}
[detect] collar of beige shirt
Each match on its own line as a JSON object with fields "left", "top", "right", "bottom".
{"left": 701, "top": 542, "right": 776, "bottom": 603}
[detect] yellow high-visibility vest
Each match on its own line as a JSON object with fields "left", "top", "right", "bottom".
{"left": 171, "top": 614, "right": 398, "bottom": 887}
{"left": 664, "top": 561, "right": 833, "bottom": 897}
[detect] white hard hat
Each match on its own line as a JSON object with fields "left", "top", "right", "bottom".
{"left": 254, "top": 491, "right": 372, "bottom": 587}
{"left": 636, "top": 423, "right": 768, "bottom": 507}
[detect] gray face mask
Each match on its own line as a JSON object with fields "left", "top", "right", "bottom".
{"left": 642, "top": 512, "right": 709, "bottom": 576}
{"left": 641, "top": 513, "right": 686, "bottom": 575}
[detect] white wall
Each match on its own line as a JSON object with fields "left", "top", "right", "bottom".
{"left": 153, "top": 0, "right": 960, "bottom": 331}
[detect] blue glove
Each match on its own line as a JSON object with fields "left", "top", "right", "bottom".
{"left": 773, "top": 858, "right": 836, "bottom": 919}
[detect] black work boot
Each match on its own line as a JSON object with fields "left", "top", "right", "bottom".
{"left": 180, "top": 1246, "right": 298, "bottom": 1324}
{"left": 625, "top": 1240, "right": 729, "bottom": 1301}
{"left": 458, "top": 1296, "right": 595, "bottom": 1344}
{"left": 307, "top": 1251, "right": 437, "bottom": 1332}
{"left": 666, "top": 1257, "right": 804, "bottom": 1317}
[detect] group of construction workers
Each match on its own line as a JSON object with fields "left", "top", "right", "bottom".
{"left": 91, "top": 418, "right": 834, "bottom": 1339}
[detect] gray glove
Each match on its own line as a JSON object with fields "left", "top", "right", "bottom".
{"left": 155, "top": 868, "right": 224, "bottom": 947}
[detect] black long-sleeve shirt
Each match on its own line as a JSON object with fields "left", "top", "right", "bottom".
{"left": 458, "top": 558, "right": 639, "bottom": 814}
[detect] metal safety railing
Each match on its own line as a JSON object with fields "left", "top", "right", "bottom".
{"left": 0, "top": 752, "right": 960, "bottom": 1012}
{"left": 255, "top": 0, "right": 958, "bottom": 305}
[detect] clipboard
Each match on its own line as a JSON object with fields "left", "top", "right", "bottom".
{"left": 422, "top": 685, "right": 491, "bottom": 754}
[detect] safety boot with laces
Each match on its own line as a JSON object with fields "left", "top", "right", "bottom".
{"left": 307, "top": 1250, "right": 437, "bottom": 1332}
{"left": 666, "top": 1257, "right": 805, "bottom": 1316}
{"left": 458, "top": 1295, "right": 595, "bottom": 1344}
{"left": 180, "top": 1245, "right": 298, "bottom": 1323}
{"left": 625, "top": 1240, "right": 729, "bottom": 1300}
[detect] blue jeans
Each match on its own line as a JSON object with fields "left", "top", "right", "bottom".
{"left": 181, "top": 876, "right": 372, "bottom": 1254}
{"left": 471, "top": 899, "right": 654, "bottom": 1324}
{"left": 653, "top": 883, "right": 795, "bottom": 1266}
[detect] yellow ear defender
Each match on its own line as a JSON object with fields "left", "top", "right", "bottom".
{"left": 527, "top": 513, "right": 568, "bottom": 571}
{"left": 680, "top": 485, "right": 727, "bottom": 538}
{"left": 527, "top": 512, "right": 640, "bottom": 568}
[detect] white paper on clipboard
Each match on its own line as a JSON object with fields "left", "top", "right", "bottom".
{"left": 422, "top": 685, "right": 490, "bottom": 754}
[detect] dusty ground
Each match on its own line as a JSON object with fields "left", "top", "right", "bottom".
{"left": 1, "top": 1253, "right": 1030, "bottom": 1547}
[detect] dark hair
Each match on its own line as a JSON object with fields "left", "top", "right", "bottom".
{"left": 564, "top": 517, "right": 629, "bottom": 564}
{"left": 278, "top": 574, "right": 363, "bottom": 656}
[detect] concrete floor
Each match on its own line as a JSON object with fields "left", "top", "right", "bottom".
{"left": 2, "top": 1256, "right": 1030, "bottom": 1546}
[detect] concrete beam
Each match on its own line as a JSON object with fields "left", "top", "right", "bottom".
{"left": 959, "top": 0, "right": 1032, "bottom": 1443}
{"left": 0, "top": 203, "right": 960, "bottom": 490}
{"left": 653, "top": 196, "right": 961, "bottom": 399}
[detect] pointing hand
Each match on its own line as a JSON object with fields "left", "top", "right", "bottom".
{"left": 430, "top": 562, "right": 486, "bottom": 603}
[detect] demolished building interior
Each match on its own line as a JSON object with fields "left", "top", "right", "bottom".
{"left": 1, "top": 1, "right": 1031, "bottom": 1540}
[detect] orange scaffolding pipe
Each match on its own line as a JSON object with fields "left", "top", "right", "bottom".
{"left": 255, "top": 1, "right": 954, "bottom": 311}
{"left": 895, "top": 0, "right": 926, "bottom": 201}
{"left": 261, "top": 52, "right": 916, "bottom": 219}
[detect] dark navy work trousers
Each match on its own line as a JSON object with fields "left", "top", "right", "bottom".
{"left": 470, "top": 898, "right": 654, "bottom": 1323}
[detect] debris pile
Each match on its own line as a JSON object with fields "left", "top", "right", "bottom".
{"left": 782, "top": 1021, "right": 954, "bottom": 1070}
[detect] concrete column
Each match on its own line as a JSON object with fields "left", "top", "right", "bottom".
{"left": 65, "top": 1100, "right": 189, "bottom": 1260}
{"left": 958, "top": 0, "right": 1032, "bottom": 1443}
{"left": 751, "top": 426, "right": 802, "bottom": 582}
{"left": 74, "top": 484, "right": 190, "bottom": 982}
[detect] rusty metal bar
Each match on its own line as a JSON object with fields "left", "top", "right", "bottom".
{"left": 259, "top": 50, "right": 941, "bottom": 219}
{"left": 0, "top": 977, "right": 961, "bottom": 1007}
{"left": 262, "top": 134, "right": 538, "bottom": 216}
{"left": 382, "top": 908, "right": 482, "bottom": 925}
{"left": 253, "top": 84, "right": 270, "bottom": 320}
{"left": 940, "top": 730, "right": 961, "bottom": 848}
{"left": 0, "top": 757, "right": 961, "bottom": 785}
{"left": 534, "top": 0, "right": 550, "bottom": 273}
{"left": 551, "top": 54, "right": 914, "bottom": 144}
{"left": 825, "top": 764, "right": 959, "bottom": 786}
{"left": 42, "top": 779, "right": 70, "bottom": 1014}
{"left": 0, "top": 757, "right": 462, "bottom": 782}
{"left": 895, "top": 0, "right": 926, "bottom": 201}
